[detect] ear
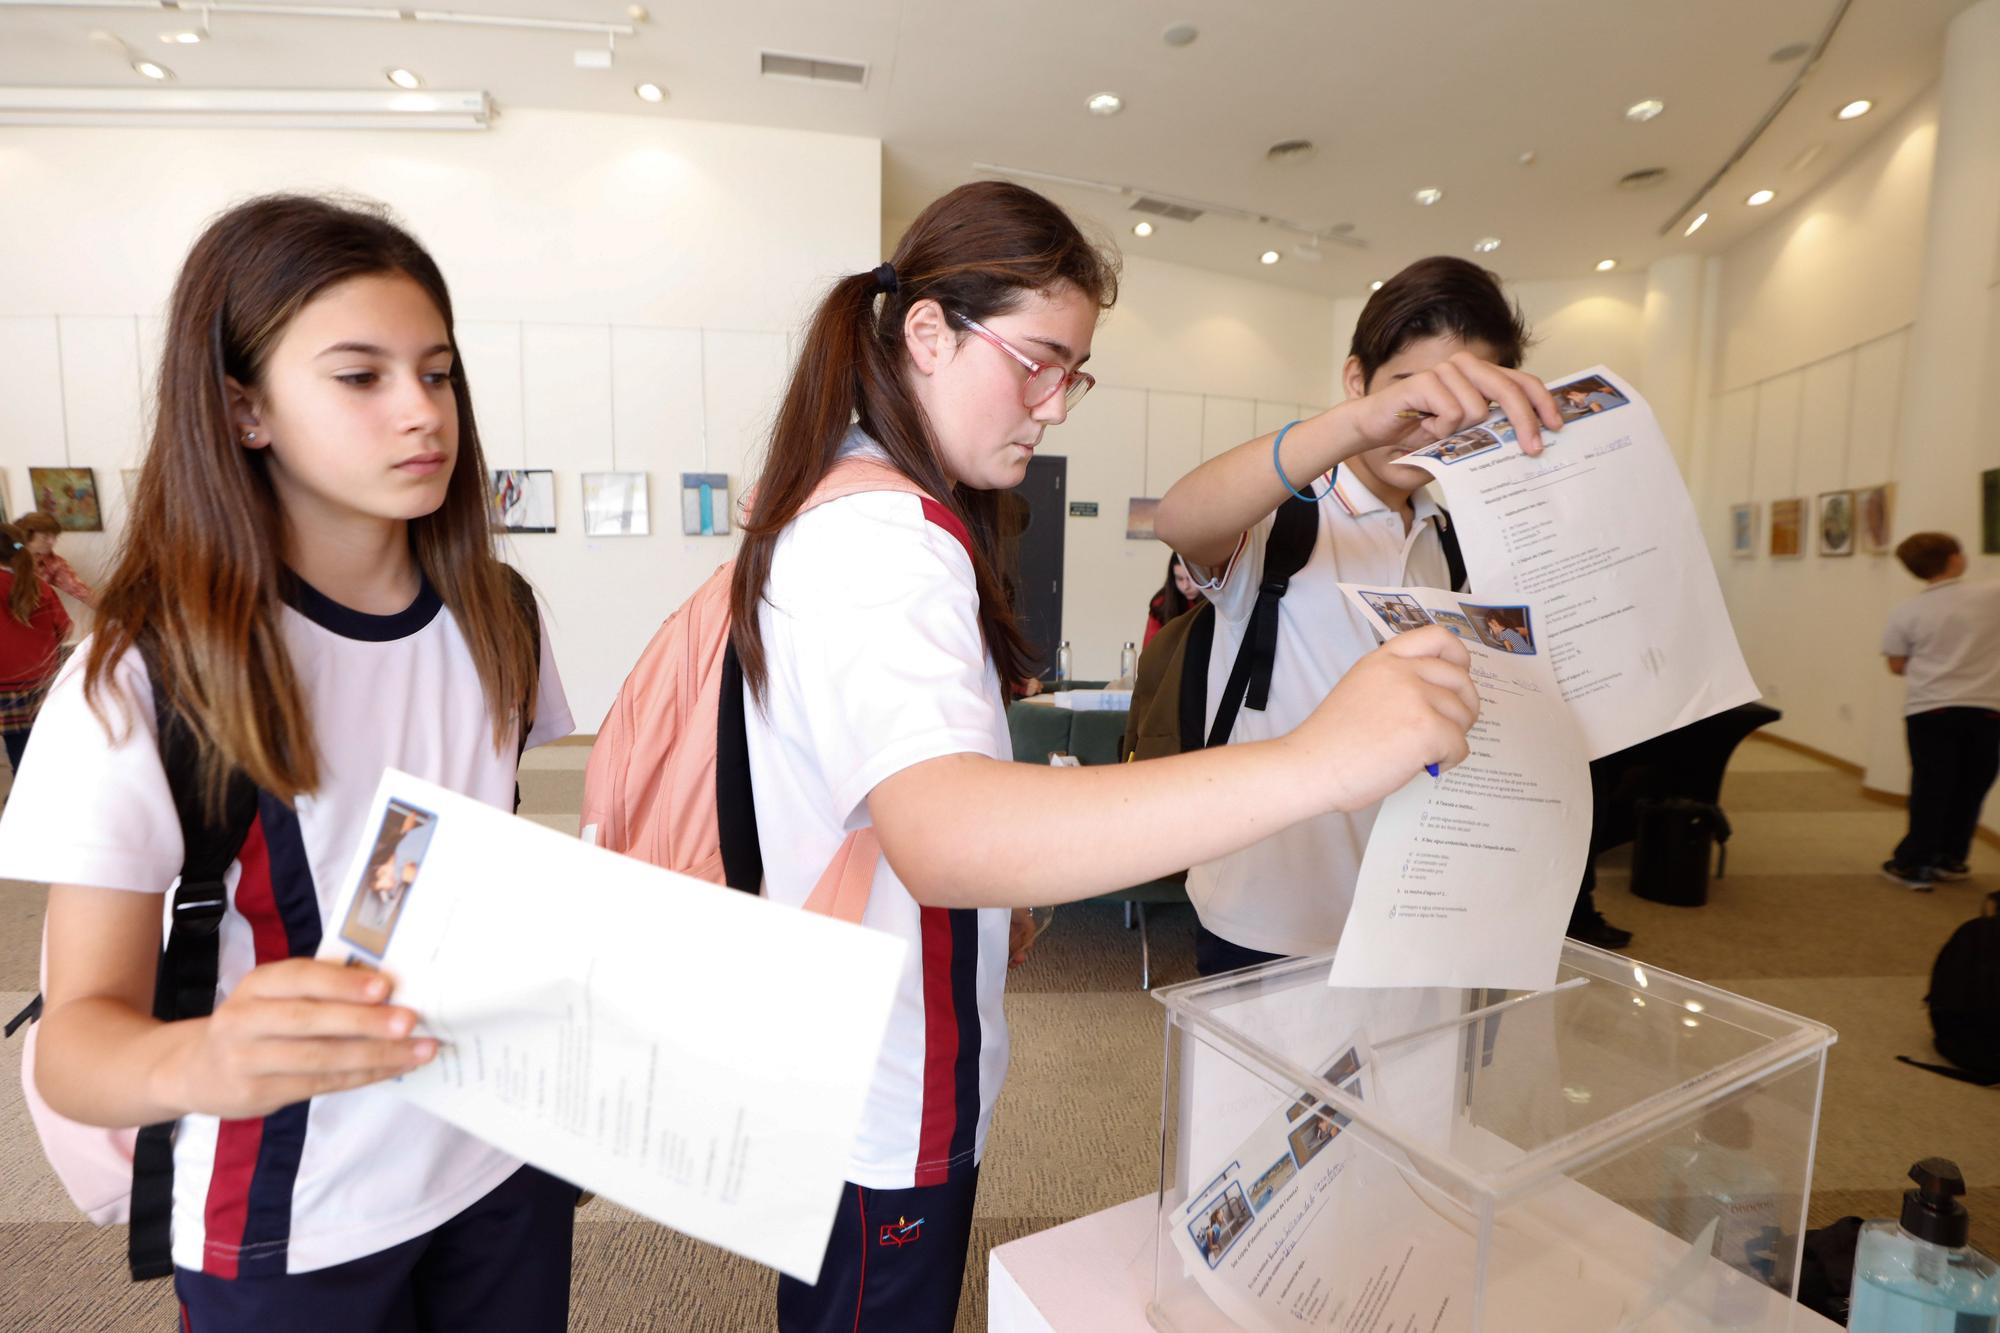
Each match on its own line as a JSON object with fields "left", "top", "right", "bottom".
{"left": 224, "top": 376, "right": 268, "bottom": 450}
{"left": 1340, "top": 354, "right": 1369, "bottom": 403}
{"left": 902, "top": 299, "right": 957, "bottom": 378}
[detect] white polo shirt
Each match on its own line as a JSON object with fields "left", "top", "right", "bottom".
{"left": 0, "top": 573, "right": 572, "bottom": 1276}
{"left": 742, "top": 436, "right": 1011, "bottom": 1191}
{"left": 1881, "top": 577, "right": 2000, "bottom": 716}
{"left": 1181, "top": 465, "right": 1454, "bottom": 956}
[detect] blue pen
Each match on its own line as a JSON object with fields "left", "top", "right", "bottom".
{"left": 1425, "top": 763, "right": 1440, "bottom": 778}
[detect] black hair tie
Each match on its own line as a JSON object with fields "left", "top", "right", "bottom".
{"left": 870, "top": 263, "right": 899, "bottom": 295}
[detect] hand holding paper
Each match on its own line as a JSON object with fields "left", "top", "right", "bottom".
{"left": 1289, "top": 625, "right": 1481, "bottom": 813}
{"left": 315, "top": 771, "right": 908, "bottom": 1282}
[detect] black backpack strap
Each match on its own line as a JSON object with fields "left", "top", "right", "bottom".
{"left": 715, "top": 640, "right": 764, "bottom": 895}
{"left": 129, "top": 643, "right": 259, "bottom": 1282}
{"left": 1429, "top": 512, "right": 1468, "bottom": 593}
{"left": 1895, "top": 1055, "right": 2000, "bottom": 1087}
{"left": 4, "top": 993, "right": 41, "bottom": 1037}
{"left": 1206, "top": 496, "right": 1318, "bottom": 748}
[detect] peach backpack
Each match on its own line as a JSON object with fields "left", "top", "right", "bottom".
{"left": 580, "top": 458, "right": 932, "bottom": 921}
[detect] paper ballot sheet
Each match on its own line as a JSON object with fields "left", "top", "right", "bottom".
{"left": 315, "top": 771, "right": 908, "bottom": 1282}
{"left": 1403, "top": 368, "right": 1759, "bottom": 759}
{"left": 1331, "top": 584, "right": 1592, "bottom": 991}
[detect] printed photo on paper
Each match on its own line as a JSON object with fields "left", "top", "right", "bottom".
{"left": 339, "top": 799, "right": 437, "bottom": 959}
{"left": 1185, "top": 1179, "right": 1255, "bottom": 1270}
{"left": 1357, "top": 590, "right": 1435, "bottom": 634}
{"left": 1549, "top": 372, "right": 1630, "bottom": 423}
{"left": 1412, "top": 424, "right": 1502, "bottom": 466}
{"left": 1460, "top": 602, "right": 1537, "bottom": 655}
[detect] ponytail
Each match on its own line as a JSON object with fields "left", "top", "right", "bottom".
{"left": 0, "top": 524, "right": 41, "bottom": 626}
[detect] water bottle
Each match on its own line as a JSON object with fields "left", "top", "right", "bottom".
{"left": 1055, "top": 640, "right": 1072, "bottom": 682}
{"left": 1117, "top": 641, "right": 1137, "bottom": 688}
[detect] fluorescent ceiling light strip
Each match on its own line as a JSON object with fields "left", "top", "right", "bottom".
{"left": 0, "top": 86, "right": 492, "bottom": 129}
{"left": 0, "top": 0, "right": 633, "bottom": 36}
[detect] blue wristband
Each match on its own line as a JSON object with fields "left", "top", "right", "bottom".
{"left": 1271, "top": 420, "right": 1326, "bottom": 502}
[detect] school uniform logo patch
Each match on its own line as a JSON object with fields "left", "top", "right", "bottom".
{"left": 877, "top": 1216, "right": 923, "bottom": 1247}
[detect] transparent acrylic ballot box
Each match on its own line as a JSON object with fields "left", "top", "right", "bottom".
{"left": 1150, "top": 943, "right": 1836, "bottom": 1333}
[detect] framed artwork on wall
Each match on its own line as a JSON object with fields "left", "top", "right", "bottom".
{"left": 680, "top": 473, "right": 731, "bottom": 536}
{"left": 1856, "top": 483, "right": 1894, "bottom": 556}
{"left": 1769, "top": 498, "right": 1804, "bottom": 558}
{"left": 1126, "top": 497, "right": 1160, "bottom": 541}
{"left": 1729, "top": 503, "right": 1758, "bottom": 558}
{"left": 1816, "top": 490, "right": 1855, "bottom": 557}
{"left": 489, "top": 469, "right": 556, "bottom": 533}
{"left": 29, "top": 466, "right": 102, "bottom": 531}
{"left": 581, "top": 472, "right": 649, "bottom": 537}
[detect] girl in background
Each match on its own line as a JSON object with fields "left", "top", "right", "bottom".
{"left": 0, "top": 521, "right": 72, "bottom": 770}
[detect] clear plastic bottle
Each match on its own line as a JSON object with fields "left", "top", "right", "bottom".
{"left": 1055, "top": 640, "right": 1072, "bottom": 683}
{"left": 1850, "top": 1159, "right": 1999, "bottom": 1333}
{"left": 1115, "top": 641, "right": 1137, "bottom": 689}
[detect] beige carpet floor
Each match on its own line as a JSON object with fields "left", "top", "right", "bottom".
{"left": 1, "top": 735, "right": 1995, "bottom": 1331}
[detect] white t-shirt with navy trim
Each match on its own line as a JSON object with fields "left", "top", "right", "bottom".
{"left": 0, "top": 572, "right": 573, "bottom": 1276}
{"left": 742, "top": 436, "right": 1011, "bottom": 1191}
{"left": 1179, "top": 465, "right": 1453, "bottom": 956}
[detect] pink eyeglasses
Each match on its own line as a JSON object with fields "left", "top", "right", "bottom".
{"left": 951, "top": 312, "right": 1096, "bottom": 411}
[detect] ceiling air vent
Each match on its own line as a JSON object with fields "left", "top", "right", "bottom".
{"left": 1618, "top": 167, "right": 1670, "bottom": 191}
{"left": 759, "top": 50, "right": 869, "bottom": 87}
{"left": 1130, "top": 196, "right": 1204, "bottom": 223}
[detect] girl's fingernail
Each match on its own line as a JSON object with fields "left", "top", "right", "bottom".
{"left": 412, "top": 1039, "right": 437, "bottom": 1061}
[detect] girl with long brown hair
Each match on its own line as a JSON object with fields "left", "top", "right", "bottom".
{"left": 0, "top": 196, "right": 577, "bottom": 1330}
{"left": 731, "top": 180, "right": 1483, "bottom": 1332}
{"left": 0, "top": 521, "right": 72, "bottom": 770}
{"left": 15, "top": 509, "right": 98, "bottom": 610}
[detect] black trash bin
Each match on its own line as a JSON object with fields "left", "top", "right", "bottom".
{"left": 1630, "top": 797, "right": 1732, "bottom": 907}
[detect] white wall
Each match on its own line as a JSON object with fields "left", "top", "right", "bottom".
{"left": 1688, "top": 17, "right": 2000, "bottom": 845}
{"left": 0, "top": 110, "right": 880, "bottom": 729}
{"left": 1043, "top": 253, "right": 1338, "bottom": 680}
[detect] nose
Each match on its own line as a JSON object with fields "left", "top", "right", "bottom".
{"left": 1031, "top": 387, "right": 1070, "bottom": 427}
{"left": 398, "top": 369, "right": 447, "bottom": 435}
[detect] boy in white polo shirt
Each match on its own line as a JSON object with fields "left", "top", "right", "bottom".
{"left": 1880, "top": 530, "right": 2000, "bottom": 889}
{"left": 1157, "top": 258, "right": 1629, "bottom": 972}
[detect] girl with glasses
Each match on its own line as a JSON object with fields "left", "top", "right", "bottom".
{"left": 730, "top": 180, "right": 1484, "bottom": 1332}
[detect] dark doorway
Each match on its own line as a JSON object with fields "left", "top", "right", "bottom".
{"left": 1000, "top": 455, "right": 1066, "bottom": 678}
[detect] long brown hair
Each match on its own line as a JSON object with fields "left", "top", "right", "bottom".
{"left": 84, "top": 194, "right": 537, "bottom": 807}
{"left": 730, "top": 180, "right": 1119, "bottom": 697}
{"left": 0, "top": 523, "right": 42, "bottom": 626}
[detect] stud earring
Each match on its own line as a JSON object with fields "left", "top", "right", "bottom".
{"left": 244, "top": 431, "right": 257, "bottom": 443}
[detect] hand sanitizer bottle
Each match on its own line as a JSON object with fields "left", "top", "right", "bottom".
{"left": 1850, "top": 1158, "right": 1999, "bottom": 1332}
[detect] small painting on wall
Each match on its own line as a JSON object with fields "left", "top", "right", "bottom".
{"left": 1126, "top": 497, "right": 1161, "bottom": 542}
{"left": 1729, "top": 503, "right": 1758, "bottom": 559}
{"left": 1817, "top": 490, "right": 1855, "bottom": 557}
{"left": 581, "top": 472, "right": 649, "bottom": 537}
{"left": 1769, "top": 498, "right": 1804, "bottom": 558}
{"left": 29, "top": 467, "right": 102, "bottom": 531}
{"left": 490, "top": 469, "right": 556, "bottom": 533}
{"left": 1856, "top": 483, "right": 1894, "bottom": 555}
{"left": 680, "top": 473, "right": 731, "bottom": 536}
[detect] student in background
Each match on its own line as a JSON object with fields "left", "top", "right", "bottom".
{"left": 16, "top": 510, "right": 97, "bottom": 610}
{"left": 729, "top": 181, "right": 1482, "bottom": 1332}
{"left": 1880, "top": 531, "right": 2000, "bottom": 889}
{"left": 1154, "top": 257, "right": 1634, "bottom": 973}
{"left": 0, "top": 522, "right": 72, "bottom": 771}
{"left": 0, "top": 195, "right": 577, "bottom": 1331}
{"left": 1144, "top": 552, "right": 1203, "bottom": 646}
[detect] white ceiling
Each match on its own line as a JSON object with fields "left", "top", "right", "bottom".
{"left": 0, "top": 0, "right": 1977, "bottom": 296}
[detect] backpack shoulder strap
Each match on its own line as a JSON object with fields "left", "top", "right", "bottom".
{"left": 1430, "top": 511, "right": 1468, "bottom": 593}
{"left": 129, "top": 640, "right": 259, "bottom": 1282}
{"left": 1206, "top": 496, "right": 1318, "bottom": 748}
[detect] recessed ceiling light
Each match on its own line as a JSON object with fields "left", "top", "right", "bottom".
{"left": 1517, "top": 150, "right": 1537, "bottom": 166}
{"left": 161, "top": 29, "right": 202, "bottom": 44}
{"left": 1132, "top": 221, "right": 1153, "bottom": 238}
{"left": 1837, "top": 98, "right": 1873, "bottom": 121}
{"left": 1412, "top": 187, "right": 1443, "bottom": 206}
{"left": 133, "top": 60, "right": 171, "bottom": 81}
{"left": 1595, "top": 259, "right": 1618, "bottom": 272}
{"left": 634, "top": 81, "right": 665, "bottom": 103}
{"left": 1086, "top": 92, "right": 1123, "bottom": 116}
{"left": 1684, "top": 211, "right": 1709, "bottom": 237}
{"left": 1369, "top": 280, "right": 1384, "bottom": 292}
{"left": 1259, "top": 250, "right": 1281, "bottom": 265}
{"left": 626, "top": 3, "right": 650, "bottom": 20}
{"left": 1745, "top": 188, "right": 1776, "bottom": 207}
{"left": 385, "top": 68, "right": 422, "bottom": 90}
{"left": 1625, "top": 98, "right": 1665, "bottom": 123}
{"left": 1473, "top": 237, "right": 1502, "bottom": 253}
{"left": 1162, "top": 22, "right": 1199, "bottom": 47}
